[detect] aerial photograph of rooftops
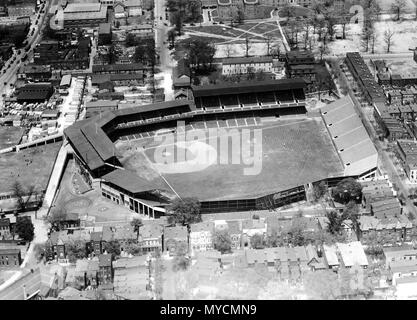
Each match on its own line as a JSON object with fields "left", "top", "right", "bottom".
{"left": 3, "top": 0, "right": 417, "bottom": 307}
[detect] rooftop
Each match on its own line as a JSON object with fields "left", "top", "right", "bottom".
{"left": 336, "top": 241, "right": 368, "bottom": 267}
{"left": 192, "top": 78, "right": 306, "bottom": 97}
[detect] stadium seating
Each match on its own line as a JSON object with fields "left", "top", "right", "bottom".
{"left": 258, "top": 92, "right": 276, "bottom": 105}
{"left": 293, "top": 89, "right": 305, "bottom": 101}
{"left": 220, "top": 94, "right": 240, "bottom": 108}
{"left": 276, "top": 90, "right": 294, "bottom": 104}
{"left": 239, "top": 93, "right": 259, "bottom": 106}
{"left": 201, "top": 96, "right": 221, "bottom": 108}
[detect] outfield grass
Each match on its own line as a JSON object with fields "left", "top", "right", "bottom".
{"left": 116, "top": 118, "right": 344, "bottom": 201}
{"left": 0, "top": 142, "right": 62, "bottom": 194}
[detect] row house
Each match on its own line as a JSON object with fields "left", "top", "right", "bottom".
{"left": 370, "top": 198, "right": 402, "bottom": 218}
{"left": 358, "top": 215, "right": 415, "bottom": 245}
{"left": 323, "top": 242, "right": 368, "bottom": 270}
{"left": 383, "top": 247, "right": 417, "bottom": 285}
{"left": 92, "top": 63, "right": 146, "bottom": 75}
{"left": 397, "top": 140, "right": 417, "bottom": 183}
{"left": 172, "top": 58, "right": 191, "bottom": 90}
{"left": 98, "top": 254, "right": 113, "bottom": 285}
{"left": 190, "top": 222, "right": 214, "bottom": 255}
{"left": 221, "top": 56, "right": 274, "bottom": 75}
{"left": 0, "top": 218, "right": 11, "bottom": 239}
{"left": 47, "top": 230, "right": 92, "bottom": 261}
{"left": 17, "top": 64, "right": 52, "bottom": 83}
{"left": 0, "top": 248, "right": 21, "bottom": 269}
{"left": 244, "top": 245, "right": 326, "bottom": 281}
{"left": 361, "top": 179, "right": 395, "bottom": 212}
{"left": 138, "top": 223, "right": 163, "bottom": 253}
{"left": 74, "top": 258, "right": 100, "bottom": 288}
{"left": 388, "top": 90, "right": 403, "bottom": 105}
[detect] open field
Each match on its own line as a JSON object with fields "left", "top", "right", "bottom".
{"left": 0, "top": 127, "right": 24, "bottom": 150}
{"left": 116, "top": 118, "right": 344, "bottom": 201}
{"left": 0, "top": 142, "right": 61, "bottom": 194}
{"left": 327, "top": 18, "right": 417, "bottom": 55}
{"left": 51, "top": 159, "right": 135, "bottom": 222}
{"left": 182, "top": 20, "right": 284, "bottom": 58}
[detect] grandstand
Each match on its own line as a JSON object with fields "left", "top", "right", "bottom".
{"left": 192, "top": 79, "right": 307, "bottom": 111}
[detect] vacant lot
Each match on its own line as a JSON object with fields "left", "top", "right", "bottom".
{"left": 0, "top": 127, "right": 24, "bottom": 150}
{"left": 116, "top": 118, "right": 344, "bottom": 201}
{"left": 0, "top": 142, "right": 61, "bottom": 194}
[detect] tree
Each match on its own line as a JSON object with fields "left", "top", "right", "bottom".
{"left": 224, "top": 44, "right": 235, "bottom": 58}
{"left": 46, "top": 210, "right": 67, "bottom": 232}
{"left": 124, "top": 240, "right": 142, "bottom": 256}
{"left": 383, "top": 29, "right": 395, "bottom": 53}
{"left": 391, "top": 0, "right": 407, "bottom": 21}
{"left": 131, "top": 218, "right": 143, "bottom": 240}
{"left": 167, "top": 197, "right": 201, "bottom": 226}
{"left": 108, "top": 44, "right": 117, "bottom": 64}
{"left": 326, "top": 211, "right": 345, "bottom": 235}
{"left": 214, "top": 229, "right": 232, "bottom": 254}
{"left": 66, "top": 240, "right": 87, "bottom": 263}
{"left": 344, "top": 200, "right": 359, "bottom": 224}
{"left": 250, "top": 234, "right": 266, "bottom": 249}
{"left": 103, "top": 240, "right": 121, "bottom": 257}
{"left": 313, "top": 181, "right": 327, "bottom": 201}
{"left": 182, "top": 38, "right": 216, "bottom": 72}
{"left": 332, "top": 178, "right": 363, "bottom": 204}
{"left": 172, "top": 11, "right": 183, "bottom": 35}
{"left": 265, "top": 35, "right": 272, "bottom": 56}
{"left": 167, "top": 29, "right": 177, "bottom": 48}
{"left": 266, "top": 229, "right": 286, "bottom": 247}
{"left": 126, "top": 33, "right": 137, "bottom": 47}
{"left": 172, "top": 242, "right": 190, "bottom": 271}
{"left": 11, "top": 181, "right": 35, "bottom": 213}
{"left": 34, "top": 243, "right": 48, "bottom": 262}
{"left": 14, "top": 217, "right": 34, "bottom": 242}
{"left": 235, "top": 7, "right": 244, "bottom": 25}
{"left": 287, "top": 217, "right": 307, "bottom": 246}
{"left": 318, "top": 41, "right": 328, "bottom": 62}
{"left": 244, "top": 37, "right": 251, "bottom": 57}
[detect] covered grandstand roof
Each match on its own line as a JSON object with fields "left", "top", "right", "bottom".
{"left": 114, "top": 100, "right": 196, "bottom": 117}
{"left": 102, "top": 169, "right": 167, "bottom": 194}
{"left": 191, "top": 79, "right": 306, "bottom": 97}
{"left": 320, "top": 96, "right": 378, "bottom": 176}
{"left": 64, "top": 101, "right": 196, "bottom": 174}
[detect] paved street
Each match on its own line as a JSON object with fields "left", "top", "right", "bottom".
{"left": 0, "top": 0, "right": 52, "bottom": 107}
{"left": 154, "top": 0, "right": 174, "bottom": 101}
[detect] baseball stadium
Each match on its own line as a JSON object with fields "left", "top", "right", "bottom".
{"left": 64, "top": 79, "right": 378, "bottom": 215}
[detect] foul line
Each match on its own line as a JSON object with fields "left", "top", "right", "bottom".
{"left": 140, "top": 149, "right": 182, "bottom": 200}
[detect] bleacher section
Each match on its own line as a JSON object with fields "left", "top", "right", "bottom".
{"left": 320, "top": 96, "right": 378, "bottom": 178}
